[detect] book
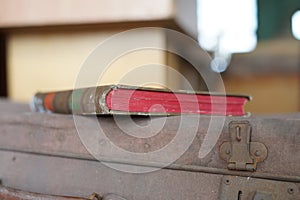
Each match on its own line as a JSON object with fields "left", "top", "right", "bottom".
{"left": 30, "top": 85, "right": 250, "bottom": 116}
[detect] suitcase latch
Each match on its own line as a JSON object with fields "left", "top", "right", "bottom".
{"left": 219, "top": 176, "right": 299, "bottom": 200}
{"left": 219, "top": 121, "right": 268, "bottom": 171}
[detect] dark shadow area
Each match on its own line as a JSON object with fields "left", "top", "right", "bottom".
{"left": 0, "top": 33, "right": 7, "bottom": 97}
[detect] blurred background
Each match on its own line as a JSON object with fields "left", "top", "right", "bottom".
{"left": 0, "top": 0, "right": 300, "bottom": 113}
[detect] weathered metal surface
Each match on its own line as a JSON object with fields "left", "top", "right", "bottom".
{"left": 219, "top": 121, "right": 268, "bottom": 171}
{"left": 0, "top": 186, "right": 127, "bottom": 200}
{"left": 0, "top": 100, "right": 299, "bottom": 180}
{"left": 219, "top": 176, "right": 299, "bottom": 200}
{"left": 0, "top": 151, "right": 221, "bottom": 200}
{"left": 0, "top": 185, "right": 93, "bottom": 200}
{"left": 0, "top": 99, "right": 30, "bottom": 114}
{"left": 0, "top": 100, "right": 299, "bottom": 199}
{"left": 102, "top": 194, "right": 127, "bottom": 200}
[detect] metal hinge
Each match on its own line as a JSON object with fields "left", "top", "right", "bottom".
{"left": 219, "top": 121, "right": 268, "bottom": 171}
{"left": 219, "top": 176, "right": 299, "bottom": 200}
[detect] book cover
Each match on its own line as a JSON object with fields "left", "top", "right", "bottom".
{"left": 31, "top": 85, "right": 250, "bottom": 116}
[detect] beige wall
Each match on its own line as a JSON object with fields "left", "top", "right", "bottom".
{"left": 223, "top": 74, "right": 300, "bottom": 113}
{"left": 0, "top": 0, "right": 173, "bottom": 27}
{"left": 7, "top": 29, "right": 167, "bottom": 102}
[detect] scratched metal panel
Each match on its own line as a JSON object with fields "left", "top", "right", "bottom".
{"left": 0, "top": 151, "right": 221, "bottom": 200}
{"left": 0, "top": 100, "right": 299, "bottom": 179}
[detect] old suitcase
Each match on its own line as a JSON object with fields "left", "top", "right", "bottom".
{"left": 0, "top": 99, "right": 299, "bottom": 199}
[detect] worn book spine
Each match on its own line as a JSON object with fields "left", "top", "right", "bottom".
{"left": 30, "top": 85, "right": 112, "bottom": 115}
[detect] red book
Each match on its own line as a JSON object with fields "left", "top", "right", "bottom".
{"left": 31, "top": 85, "right": 250, "bottom": 116}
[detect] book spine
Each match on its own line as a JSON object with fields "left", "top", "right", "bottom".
{"left": 30, "top": 86, "right": 113, "bottom": 114}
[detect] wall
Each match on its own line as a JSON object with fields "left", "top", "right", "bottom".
{"left": 7, "top": 28, "right": 167, "bottom": 102}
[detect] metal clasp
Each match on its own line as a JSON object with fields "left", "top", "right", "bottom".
{"left": 219, "top": 121, "right": 268, "bottom": 171}
{"left": 219, "top": 176, "right": 299, "bottom": 200}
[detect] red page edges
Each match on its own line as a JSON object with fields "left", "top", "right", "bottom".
{"left": 106, "top": 88, "right": 247, "bottom": 116}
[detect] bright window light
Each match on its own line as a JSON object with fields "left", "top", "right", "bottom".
{"left": 292, "top": 11, "right": 300, "bottom": 40}
{"left": 197, "top": 0, "right": 257, "bottom": 72}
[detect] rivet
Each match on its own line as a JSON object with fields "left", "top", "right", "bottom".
{"left": 225, "top": 179, "right": 230, "bottom": 185}
{"left": 288, "top": 187, "right": 294, "bottom": 194}
{"left": 144, "top": 143, "right": 150, "bottom": 149}
{"left": 226, "top": 149, "right": 231, "bottom": 154}
{"left": 255, "top": 150, "right": 261, "bottom": 157}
